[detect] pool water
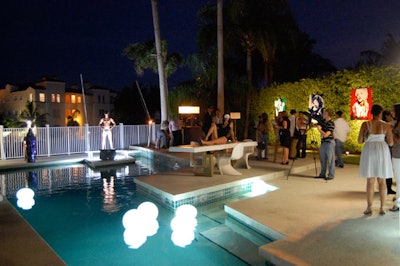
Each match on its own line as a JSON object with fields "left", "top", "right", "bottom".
{"left": 5, "top": 161, "right": 249, "bottom": 265}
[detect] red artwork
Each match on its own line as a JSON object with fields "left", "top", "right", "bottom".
{"left": 350, "top": 88, "right": 372, "bottom": 120}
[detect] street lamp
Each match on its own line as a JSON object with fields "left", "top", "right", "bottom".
{"left": 230, "top": 112, "right": 241, "bottom": 139}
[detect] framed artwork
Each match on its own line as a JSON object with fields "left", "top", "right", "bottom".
{"left": 308, "top": 94, "right": 324, "bottom": 123}
{"left": 350, "top": 88, "right": 372, "bottom": 120}
{"left": 274, "top": 97, "right": 286, "bottom": 117}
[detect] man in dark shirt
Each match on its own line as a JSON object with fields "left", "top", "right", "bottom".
{"left": 316, "top": 109, "right": 336, "bottom": 180}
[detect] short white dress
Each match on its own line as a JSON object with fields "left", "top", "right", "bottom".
{"left": 359, "top": 127, "right": 393, "bottom": 178}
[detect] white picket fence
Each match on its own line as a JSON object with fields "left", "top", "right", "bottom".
{"left": 0, "top": 123, "right": 160, "bottom": 160}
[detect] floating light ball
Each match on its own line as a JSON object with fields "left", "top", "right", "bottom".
{"left": 171, "top": 230, "right": 195, "bottom": 248}
{"left": 121, "top": 201, "right": 160, "bottom": 249}
{"left": 123, "top": 227, "right": 147, "bottom": 249}
{"left": 122, "top": 209, "right": 142, "bottom": 229}
{"left": 137, "top": 201, "right": 159, "bottom": 220}
{"left": 170, "top": 204, "right": 198, "bottom": 248}
{"left": 175, "top": 204, "right": 197, "bottom": 219}
{"left": 170, "top": 216, "right": 197, "bottom": 232}
{"left": 16, "top": 187, "right": 35, "bottom": 199}
{"left": 16, "top": 187, "right": 35, "bottom": 210}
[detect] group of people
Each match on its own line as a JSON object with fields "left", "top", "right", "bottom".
{"left": 155, "top": 118, "right": 183, "bottom": 149}
{"left": 99, "top": 104, "right": 400, "bottom": 215}
{"left": 255, "top": 108, "right": 350, "bottom": 181}
{"left": 200, "top": 105, "right": 236, "bottom": 145}
{"left": 154, "top": 105, "right": 238, "bottom": 149}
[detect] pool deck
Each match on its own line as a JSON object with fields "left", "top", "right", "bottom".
{"left": 1, "top": 150, "right": 400, "bottom": 265}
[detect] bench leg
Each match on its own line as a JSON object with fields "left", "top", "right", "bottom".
{"left": 192, "top": 153, "right": 215, "bottom": 176}
{"left": 218, "top": 157, "right": 242, "bottom": 176}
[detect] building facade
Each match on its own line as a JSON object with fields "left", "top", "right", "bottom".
{"left": 0, "top": 77, "right": 116, "bottom": 126}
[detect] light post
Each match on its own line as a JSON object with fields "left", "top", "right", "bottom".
{"left": 230, "top": 112, "right": 241, "bottom": 140}
{"left": 147, "top": 119, "right": 153, "bottom": 147}
{"left": 178, "top": 106, "right": 200, "bottom": 144}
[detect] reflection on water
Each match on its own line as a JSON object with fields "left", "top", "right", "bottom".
{"left": 102, "top": 172, "right": 119, "bottom": 214}
{"left": 2, "top": 155, "right": 248, "bottom": 266}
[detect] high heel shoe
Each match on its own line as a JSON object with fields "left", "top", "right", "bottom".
{"left": 363, "top": 209, "right": 372, "bottom": 216}
{"left": 379, "top": 209, "right": 386, "bottom": 215}
{"left": 281, "top": 162, "right": 289, "bottom": 165}
{"left": 389, "top": 206, "right": 399, "bottom": 212}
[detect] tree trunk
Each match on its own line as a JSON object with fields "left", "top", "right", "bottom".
{"left": 151, "top": 0, "right": 168, "bottom": 122}
{"left": 217, "top": 0, "right": 224, "bottom": 112}
{"left": 264, "top": 60, "right": 272, "bottom": 87}
{"left": 244, "top": 47, "right": 253, "bottom": 139}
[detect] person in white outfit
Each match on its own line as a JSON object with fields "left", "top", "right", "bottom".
{"left": 333, "top": 111, "right": 350, "bottom": 168}
{"left": 99, "top": 113, "right": 116, "bottom": 150}
{"left": 358, "top": 104, "right": 393, "bottom": 216}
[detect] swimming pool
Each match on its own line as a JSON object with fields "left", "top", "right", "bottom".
{"left": 4, "top": 158, "right": 258, "bottom": 265}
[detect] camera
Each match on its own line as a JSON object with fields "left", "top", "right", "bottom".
{"left": 303, "top": 111, "right": 326, "bottom": 127}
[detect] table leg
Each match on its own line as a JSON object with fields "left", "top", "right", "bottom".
{"left": 191, "top": 152, "right": 214, "bottom": 176}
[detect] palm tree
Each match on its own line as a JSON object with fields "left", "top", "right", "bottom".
{"left": 123, "top": 39, "right": 182, "bottom": 123}
{"left": 123, "top": 40, "right": 182, "bottom": 77}
{"left": 19, "top": 101, "right": 48, "bottom": 127}
{"left": 124, "top": 1, "right": 183, "bottom": 123}
{"left": 197, "top": 0, "right": 301, "bottom": 138}
{"left": 217, "top": 0, "right": 224, "bottom": 112}
{"left": 151, "top": 0, "right": 168, "bottom": 122}
{"left": 225, "top": 0, "right": 295, "bottom": 138}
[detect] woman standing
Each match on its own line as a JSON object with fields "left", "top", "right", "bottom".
{"left": 272, "top": 116, "right": 281, "bottom": 163}
{"left": 256, "top": 113, "right": 271, "bottom": 160}
{"left": 275, "top": 111, "right": 290, "bottom": 165}
{"left": 390, "top": 104, "right": 400, "bottom": 212}
{"left": 358, "top": 104, "right": 394, "bottom": 215}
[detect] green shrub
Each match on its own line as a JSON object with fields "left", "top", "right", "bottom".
{"left": 253, "top": 65, "right": 400, "bottom": 152}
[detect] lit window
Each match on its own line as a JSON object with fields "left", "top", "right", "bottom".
{"left": 56, "top": 94, "right": 61, "bottom": 103}
{"left": 39, "top": 93, "right": 45, "bottom": 102}
{"left": 78, "top": 96, "right": 81, "bottom": 103}
{"left": 71, "top": 95, "right": 76, "bottom": 104}
{"left": 29, "top": 93, "right": 33, "bottom": 102}
{"left": 51, "top": 94, "right": 56, "bottom": 102}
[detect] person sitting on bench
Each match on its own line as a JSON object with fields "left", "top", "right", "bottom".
{"left": 201, "top": 113, "right": 236, "bottom": 145}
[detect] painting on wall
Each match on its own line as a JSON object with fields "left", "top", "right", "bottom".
{"left": 308, "top": 94, "right": 324, "bottom": 123}
{"left": 350, "top": 88, "right": 372, "bottom": 120}
{"left": 274, "top": 97, "right": 286, "bottom": 117}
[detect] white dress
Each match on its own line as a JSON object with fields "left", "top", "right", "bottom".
{"left": 359, "top": 133, "right": 393, "bottom": 178}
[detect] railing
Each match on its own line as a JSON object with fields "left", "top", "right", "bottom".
{"left": 0, "top": 123, "right": 160, "bottom": 160}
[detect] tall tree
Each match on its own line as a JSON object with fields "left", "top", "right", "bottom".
{"left": 123, "top": 40, "right": 182, "bottom": 78}
{"left": 217, "top": 0, "right": 224, "bottom": 112}
{"left": 224, "top": 0, "right": 296, "bottom": 138}
{"left": 151, "top": 0, "right": 168, "bottom": 122}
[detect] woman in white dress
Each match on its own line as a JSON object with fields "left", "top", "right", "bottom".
{"left": 358, "top": 104, "right": 394, "bottom": 215}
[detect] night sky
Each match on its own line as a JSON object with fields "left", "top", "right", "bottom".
{"left": 1, "top": 1, "right": 400, "bottom": 90}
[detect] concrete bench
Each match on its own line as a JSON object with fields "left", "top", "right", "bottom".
{"left": 169, "top": 141, "right": 257, "bottom": 176}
